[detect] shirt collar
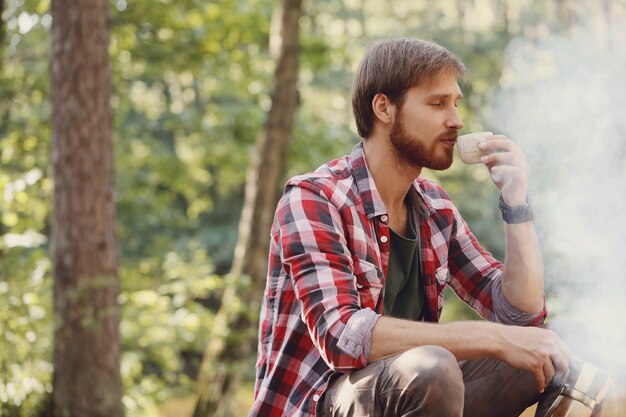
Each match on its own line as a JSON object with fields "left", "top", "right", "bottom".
{"left": 349, "top": 141, "right": 434, "bottom": 219}
{"left": 349, "top": 142, "right": 387, "bottom": 219}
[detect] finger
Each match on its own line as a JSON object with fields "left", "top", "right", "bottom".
{"left": 533, "top": 368, "right": 546, "bottom": 393}
{"left": 550, "top": 352, "right": 569, "bottom": 385}
{"left": 487, "top": 166, "right": 508, "bottom": 185}
{"left": 486, "top": 165, "right": 525, "bottom": 184}
{"left": 481, "top": 152, "right": 524, "bottom": 167}
{"left": 558, "top": 340, "right": 574, "bottom": 361}
{"left": 478, "top": 138, "right": 519, "bottom": 153}
{"left": 552, "top": 340, "right": 574, "bottom": 385}
{"left": 542, "top": 358, "right": 555, "bottom": 392}
{"left": 485, "top": 134, "right": 516, "bottom": 144}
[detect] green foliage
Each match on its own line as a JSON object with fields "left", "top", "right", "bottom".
{"left": 119, "top": 261, "right": 222, "bottom": 412}
{"left": 1, "top": 1, "right": 53, "bottom": 415}
{"left": 0, "top": 250, "right": 52, "bottom": 417}
{"left": 110, "top": 0, "right": 274, "bottom": 273}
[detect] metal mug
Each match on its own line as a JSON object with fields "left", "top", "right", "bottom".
{"left": 545, "top": 357, "right": 613, "bottom": 417}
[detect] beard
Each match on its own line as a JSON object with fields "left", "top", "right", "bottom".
{"left": 390, "top": 115, "right": 457, "bottom": 171}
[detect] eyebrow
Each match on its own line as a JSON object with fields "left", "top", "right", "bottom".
{"left": 426, "top": 93, "right": 464, "bottom": 100}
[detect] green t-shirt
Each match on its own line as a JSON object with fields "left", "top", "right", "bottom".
{"left": 383, "top": 205, "right": 424, "bottom": 320}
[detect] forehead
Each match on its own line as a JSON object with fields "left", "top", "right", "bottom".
{"left": 410, "top": 70, "right": 463, "bottom": 98}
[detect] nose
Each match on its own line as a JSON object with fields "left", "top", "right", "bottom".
{"left": 446, "top": 107, "right": 464, "bottom": 130}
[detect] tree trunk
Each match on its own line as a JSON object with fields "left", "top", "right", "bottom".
{"left": 192, "top": 0, "right": 303, "bottom": 416}
{"left": 1, "top": 0, "right": 5, "bottom": 71}
{"left": 48, "top": 1, "right": 122, "bottom": 417}
{"left": 229, "top": 0, "right": 302, "bottom": 285}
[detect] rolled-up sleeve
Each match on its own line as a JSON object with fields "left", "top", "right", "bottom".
{"left": 447, "top": 207, "right": 547, "bottom": 327}
{"left": 337, "top": 308, "right": 380, "bottom": 362}
{"left": 491, "top": 278, "right": 547, "bottom": 326}
{"left": 277, "top": 183, "right": 378, "bottom": 371}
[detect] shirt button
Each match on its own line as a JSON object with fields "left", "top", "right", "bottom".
{"left": 380, "top": 214, "right": 388, "bottom": 223}
{"left": 313, "top": 394, "right": 321, "bottom": 402}
{"left": 380, "top": 235, "right": 389, "bottom": 244}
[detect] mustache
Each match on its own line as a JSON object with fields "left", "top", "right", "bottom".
{"left": 437, "top": 130, "right": 459, "bottom": 141}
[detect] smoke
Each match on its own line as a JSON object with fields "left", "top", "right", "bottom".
{"left": 491, "top": 2, "right": 626, "bottom": 383}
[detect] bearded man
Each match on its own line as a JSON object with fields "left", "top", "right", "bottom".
{"left": 249, "top": 38, "right": 578, "bottom": 417}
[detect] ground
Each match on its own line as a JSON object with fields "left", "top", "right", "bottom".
{"left": 148, "top": 381, "right": 625, "bottom": 417}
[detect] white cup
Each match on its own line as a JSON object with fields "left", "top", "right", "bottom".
{"left": 457, "top": 131, "right": 492, "bottom": 164}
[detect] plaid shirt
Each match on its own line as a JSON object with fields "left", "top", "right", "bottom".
{"left": 250, "top": 143, "right": 546, "bottom": 417}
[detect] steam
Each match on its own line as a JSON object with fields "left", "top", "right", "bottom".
{"left": 491, "top": 2, "right": 626, "bottom": 383}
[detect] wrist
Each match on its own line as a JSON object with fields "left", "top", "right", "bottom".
{"left": 500, "top": 188, "right": 527, "bottom": 206}
{"left": 472, "top": 321, "right": 508, "bottom": 359}
{"left": 489, "top": 323, "right": 509, "bottom": 360}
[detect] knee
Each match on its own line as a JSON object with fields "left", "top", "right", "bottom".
{"left": 378, "top": 346, "right": 465, "bottom": 417}
{"left": 394, "top": 346, "right": 462, "bottom": 388}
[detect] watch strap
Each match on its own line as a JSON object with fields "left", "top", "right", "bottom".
{"left": 498, "top": 193, "right": 534, "bottom": 224}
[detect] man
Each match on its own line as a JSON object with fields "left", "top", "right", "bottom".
{"left": 249, "top": 38, "right": 575, "bottom": 417}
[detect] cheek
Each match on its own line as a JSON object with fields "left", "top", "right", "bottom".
{"left": 414, "top": 111, "right": 442, "bottom": 131}
{"left": 399, "top": 106, "right": 441, "bottom": 138}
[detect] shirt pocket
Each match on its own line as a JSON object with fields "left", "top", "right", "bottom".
{"left": 435, "top": 263, "right": 450, "bottom": 286}
{"left": 352, "top": 258, "right": 383, "bottom": 310}
{"left": 435, "top": 264, "right": 449, "bottom": 313}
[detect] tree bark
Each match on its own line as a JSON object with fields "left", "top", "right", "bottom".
{"left": 192, "top": 0, "right": 303, "bottom": 416}
{"left": 1, "top": 0, "right": 5, "bottom": 71}
{"left": 49, "top": 1, "right": 122, "bottom": 417}
{"left": 230, "top": 0, "right": 302, "bottom": 284}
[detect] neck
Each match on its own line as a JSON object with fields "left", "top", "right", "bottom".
{"left": 362, "top": 135, "right": 421, "bottom": 212}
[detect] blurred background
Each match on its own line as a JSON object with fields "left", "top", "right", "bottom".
{"left": 1, "top": 0, "right": 625, "bottom": 416}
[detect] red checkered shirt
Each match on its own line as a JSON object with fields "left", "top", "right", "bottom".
{"left": 250, "top": 143, "right": 547, "bottom": 417}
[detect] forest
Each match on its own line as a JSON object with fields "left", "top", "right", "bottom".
{"left": 1, "top": 0, "right": 625, "bottom": 416}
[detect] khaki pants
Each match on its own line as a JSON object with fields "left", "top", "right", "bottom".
{"left": 316, "top": 345, "right": 601, "bottom": 417}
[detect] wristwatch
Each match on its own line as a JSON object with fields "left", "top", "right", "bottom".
{"left": 498, "top": 193, "right": 534, "bottom": 224}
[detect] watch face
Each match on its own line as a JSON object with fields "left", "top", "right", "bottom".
{"left": 499, "top": 194, "right": 534, "bottom": 224}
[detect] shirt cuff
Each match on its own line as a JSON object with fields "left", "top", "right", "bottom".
{"left": 491, "top": 278, "right": 546, "bottom": 326}
{"left": 336, "top": 308, "right": 380, "bottom": 363}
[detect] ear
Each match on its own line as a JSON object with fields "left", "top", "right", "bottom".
{"left": 372, "top": 93, "right": 395, "bottom": 126}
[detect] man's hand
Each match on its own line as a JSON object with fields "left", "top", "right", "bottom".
{"left": 479, "top": 135, "right": 528, "bottom": 206}
{"left": 496, "top": 325, "right": 572, "bottom": 392}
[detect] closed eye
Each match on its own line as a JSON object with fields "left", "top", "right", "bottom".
{"left": 426, "top": 92, "right": 463, "bottom": 108}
